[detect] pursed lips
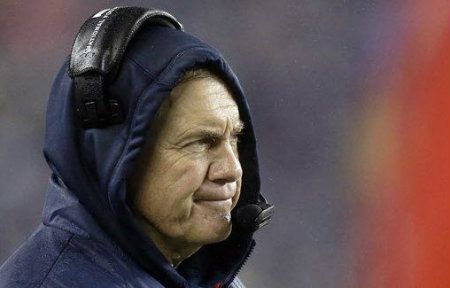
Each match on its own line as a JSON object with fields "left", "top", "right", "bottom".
{"left": 193, "top": 183, "right": 236, "bottom": 202}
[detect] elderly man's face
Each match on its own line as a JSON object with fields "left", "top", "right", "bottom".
{"left": 130, "top": 75, "right": 243, "bottom": 247}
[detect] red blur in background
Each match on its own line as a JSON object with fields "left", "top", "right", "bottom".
{"left": 354, "top": 1, "right": 450, "bottom": 287}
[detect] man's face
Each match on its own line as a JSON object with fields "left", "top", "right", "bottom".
{"left": 130, "top": 75, "right": 243, "bottom": 246}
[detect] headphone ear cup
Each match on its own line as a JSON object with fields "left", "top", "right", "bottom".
{"left": 69, "top": 7, "right": 183, "bottom": 129}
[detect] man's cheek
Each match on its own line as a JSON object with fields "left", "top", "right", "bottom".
{"left": 177, "top": 198, "right": 195, "bottom": 221}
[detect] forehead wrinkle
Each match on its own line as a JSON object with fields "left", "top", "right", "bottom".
{"left": 170, "top": 78, "right": 228, "bottom": 105}
{"left": 174, "top": 101, "right": 240, "bottom": 126}
{"left": 171, "top": 97, "right": 237, "bottom": 120}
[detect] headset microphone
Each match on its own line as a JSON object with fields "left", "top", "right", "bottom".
{"left": 233, "top": 195, "right": 274, "bottom": 232}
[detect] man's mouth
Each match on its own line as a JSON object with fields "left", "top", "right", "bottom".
{"left": 193, "top": 185, "right": 236, "bottom": 202}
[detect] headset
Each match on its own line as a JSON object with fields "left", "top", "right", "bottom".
{"left": 69, "top": 6, "right": 183, "bottom": 128}
{"left": 69, "top": 6, "right": 274, "bottom": 232}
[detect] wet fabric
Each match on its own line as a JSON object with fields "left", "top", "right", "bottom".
{"left": 0, "top": 25, "right": 265, "bottom": 288}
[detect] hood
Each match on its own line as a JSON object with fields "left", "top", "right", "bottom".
{"left": 43, "top": 24, "right": 262, "bottom": 288}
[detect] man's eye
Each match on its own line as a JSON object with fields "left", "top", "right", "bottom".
{"left": 185, "top": 137, "right": 217, "bottom": 149}
{"left": 184, "top": 135, "right": 239, "bottom": 151}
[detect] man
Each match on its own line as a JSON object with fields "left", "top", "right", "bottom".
{"left": 0, "top": 7, "right": 272, "bottom": 288}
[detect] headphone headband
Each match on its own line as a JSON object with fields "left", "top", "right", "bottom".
{"left": 70, "top": 6, "right": 183, "bottom": 77}
{"left": 69, "top": 7, "right": 183, "bottom": 128}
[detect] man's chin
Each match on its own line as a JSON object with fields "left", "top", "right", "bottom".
{"left": 211, "top": 223, "right": 233, "bottom": 242}
{"left": 187, "top": 202, "right": 235, "bottom": 243}
{"left": 190, "top": 221, "right": 233, "bottom": 245}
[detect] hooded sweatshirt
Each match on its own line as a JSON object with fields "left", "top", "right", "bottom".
{"left": 0, "top": 23, "right": 265, "bottom": 288}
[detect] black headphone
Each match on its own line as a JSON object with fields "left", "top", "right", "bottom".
{"left": 68, "top": 6, "right": 183, "bottom": 129}
{"left": 69, "top": 6, "right": 273, "bottom": 232}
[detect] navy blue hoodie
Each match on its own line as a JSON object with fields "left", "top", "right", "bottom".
{"left": 0, "top": 23, "right": 264, "bottom": 288}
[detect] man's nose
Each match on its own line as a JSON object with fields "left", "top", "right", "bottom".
{"left": 208, "top": 142, "right": 243, "bottom": 183}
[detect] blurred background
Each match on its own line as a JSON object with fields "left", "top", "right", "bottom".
{"left": 1, "top": 1, "right": 449, "bottom": 287}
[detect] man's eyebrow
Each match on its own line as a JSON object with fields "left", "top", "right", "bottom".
{"left": 177, "top": 121, "right": 245, "bottom": 140}
{"left": 196, "top": 130, "right": 223, "bottom": 139}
